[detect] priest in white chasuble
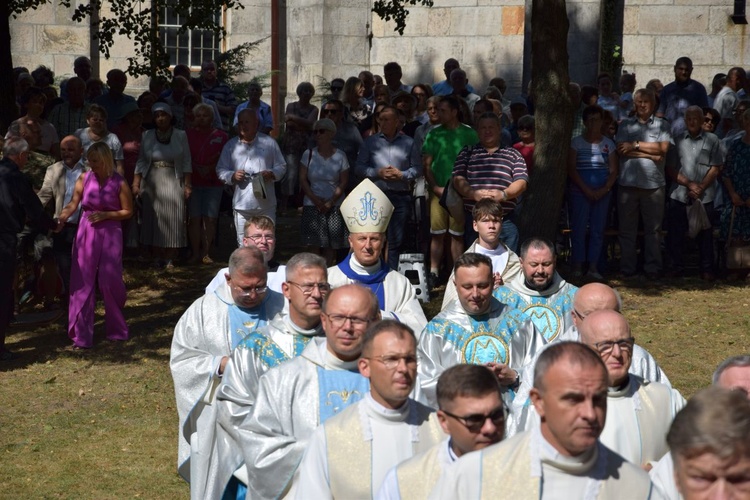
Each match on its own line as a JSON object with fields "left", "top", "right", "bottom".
{"left": 327, "top": 178, "right": 428, "bottom": 334}
{"left": 296, "top": 320, "right": 443, "bottom": 499}
{"left": 507, "top": 282, "right": 672, "bottom": 437}
{"left": 376, "top": 364, "right": 505, "bottom": 500}
{"left": 493, "top": 237, "right": 577, "bottom": 343}
{"left": 432, "top": 342, "right": 660, "bottom": 500}
{"left": 212, "top": 252, "right": 330, "bottom": 499}
{"left": 238, "top": 284, "right": 380, "bottom": 499}
{"left": 169, "top": 246, "right": 284, "bottom": 498}
{"left": 417, "top": 253, "right": 543, "bottom": 408}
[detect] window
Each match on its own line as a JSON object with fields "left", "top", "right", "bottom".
{"left": 158, "top": 5, "right": 224, "bottom": 69}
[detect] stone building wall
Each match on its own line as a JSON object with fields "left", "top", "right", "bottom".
{"left": 11, "top": 0, "right": 746, "bottom": 111}
{"left": 621, "top": 0, "right": 749, "bottom": 89}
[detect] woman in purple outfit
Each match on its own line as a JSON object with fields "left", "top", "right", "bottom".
{"left": 58, "top": 142, "right": 133, "bottom": 349}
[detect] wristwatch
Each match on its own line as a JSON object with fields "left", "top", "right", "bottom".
{"left": 634, "top": 141, "right": 640, "bottom": 151}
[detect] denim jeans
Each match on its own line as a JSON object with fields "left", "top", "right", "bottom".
{"left": 568, "top": 189, "right": 612, "bottom": 266}
{"left": 386, "top": 192, "right": 412, "bottom": 270}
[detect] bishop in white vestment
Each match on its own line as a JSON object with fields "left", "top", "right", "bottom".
{"left": 328, "top": 179, "right": 428, "bottom": 334}
{"left": 169, "top": 248, "right": 284, "bottom": 498}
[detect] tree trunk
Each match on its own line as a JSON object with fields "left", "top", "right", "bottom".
{"left": 517, "top": 0, "right": 573, "bottom": 244}
{"left": 0, "top": 2, "right": 19, "bottom": 135}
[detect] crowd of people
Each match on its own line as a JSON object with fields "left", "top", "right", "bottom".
{"left": 168, "top": 188, "right": 748, "bottom": 499}
{"left": 2, "top": 53, "right": 750, "bottom": 498}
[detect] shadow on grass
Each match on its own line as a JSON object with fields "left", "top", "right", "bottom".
{"left": 2, "top": 262, "right": 224, "bottom": 372}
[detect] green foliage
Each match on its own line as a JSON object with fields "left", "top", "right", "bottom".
{"left": 314, "top": 76, "right": 334, "bottom": 103}
{"left": 214, "top": 38, "right": 266, "bottom": 84}
{"left": 229, "top": 72, "right": 275, "bottom": 103}
{"left": 372, "top": 0, "right": 434, "bottom": 35}
{"left": 599, "top": 0, "right": 622, "bottom": 78}
{"left": 10, "top": 0, "right": 245, "bottom": 78}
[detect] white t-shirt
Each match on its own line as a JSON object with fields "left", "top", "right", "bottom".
{"left": 301, "top": 148, "right": 349, "bottom": 206}
{"left": 474, "top": 242, "right": 510, "bottom": 276}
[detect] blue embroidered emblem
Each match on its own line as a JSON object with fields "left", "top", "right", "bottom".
{"left": 358, "top": 191, "right": 379, "bottom": 223}
{"left": 524, "top": 304, "right": 561, "bottom": 342}
{"left": 238, "top": 331, "right": 312, "bottom": 369}
{"left": 463, "top": 333, "right": 509, "bottom": 364}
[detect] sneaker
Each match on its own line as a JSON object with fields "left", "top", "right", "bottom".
{"left": 202, "top": 255, "right": 214, "bottom": 265}
{"left": 165, "top": 260, "right": 175, "bottom": 270}
{"left": 427, "top": 272, "right": 439, "bottom": 290}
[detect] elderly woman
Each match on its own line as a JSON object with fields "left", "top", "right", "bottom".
{"left": 299, "top": 118, "right": 349, "bottom": 264}
{"left": 282, "top": 82, "right": 319, "bottom": 210}
{"left": 186, "top": 103, "right": 228, "bottom": 264}
{"left": 58, "top": 142, "right": 133, "bottom": 349}
{"left": 567, "top": 104, "right": 619, "bottom": 279}
{"left": 74, "top": 104, "right": 125, "bottom": 175}
{"left": 133, "top": 102, "right": 192, "bottom": 269}
{"left": 721, "top": 108, "right": 750, "bottom": 254}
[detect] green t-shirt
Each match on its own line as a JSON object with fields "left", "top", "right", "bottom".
{"left": 421, "top": 124, "right": 479, "bottom": 187}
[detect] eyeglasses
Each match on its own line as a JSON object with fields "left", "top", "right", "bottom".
{"left": 244, "top": 233, "right": 275, "bottom": 242}
{"left": 314, "top": 129, "right": 329, "bottom": 135}
{"left": 572, "top": 308, "right": 587, "bottom": 320}
{"left": 593, "top": 338, "right": 635, "bottom": 356}
{"left": 441, "top": 406, "right": 506, "bottom": 433}
{"left": 287, "top": 281, "right": 331, "bottom": 295}
{"left": 321, "top": 109, "right": 339, "bottom": 115}
{"left": 704, "top": 117, "right": 716, "bottom": 123}
{"left": 330, "top": 86, "right": 343, "bottom": 92}
{"left": 232, "top": 283, "right": 268, "bottom": 296}
{"left": 365, "top": 354, "right": 418, "bottom": 370}
{"left": 324, "top": 313, "right": 371, "bottom": 328}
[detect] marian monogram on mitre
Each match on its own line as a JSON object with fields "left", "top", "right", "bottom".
{"left": 340, "top": 179, "right": 394, "bottom": 233}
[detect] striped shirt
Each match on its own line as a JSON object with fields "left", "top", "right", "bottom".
{"left": 452, "top": 144, "right": 529, "bottom": 213}
{"left": 570, "top": 135, "right": 616, "bottom": 190}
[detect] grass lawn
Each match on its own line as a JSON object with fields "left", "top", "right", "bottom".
{"left": 2, "top": 212, "right": 748, "bottom": 498}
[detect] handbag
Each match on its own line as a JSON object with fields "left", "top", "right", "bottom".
{"left": 438, "top": 176, "right": 465, "bottom": 220}
{"left": 251, "top": 173, "right": 268, "bottom": 200}
{"left": 686, "top": 199, "right": 711, "bottom": 239}
{"left": 726, "top": 207, "right": 750, "bottom": 270}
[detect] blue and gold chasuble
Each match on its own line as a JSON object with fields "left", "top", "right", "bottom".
{"left": 493, "top": 273, "right": 578, "bottom": 343}
{"left": 416, "top": 298, "right": 543, "bottom": 408}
